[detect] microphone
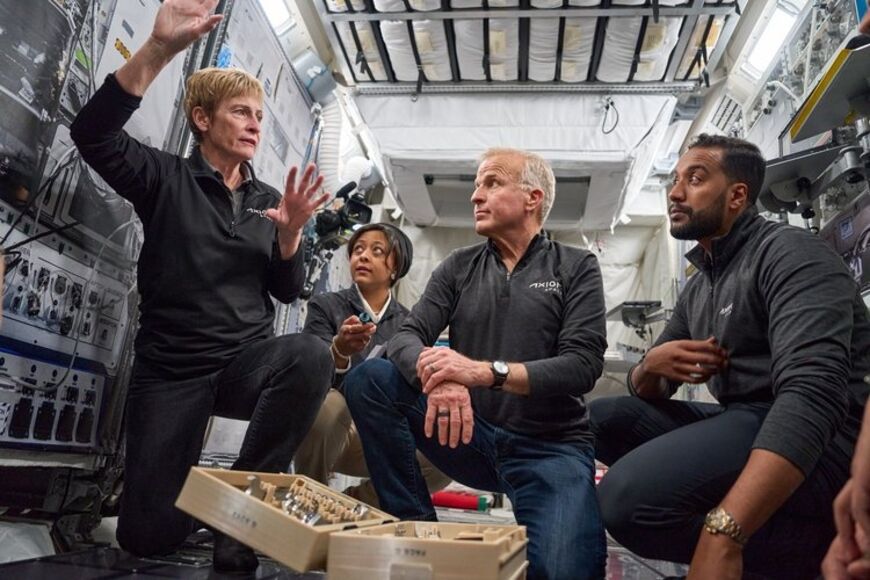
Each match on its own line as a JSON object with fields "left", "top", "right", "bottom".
{"left": 333, "top": 181, "right": 357, "bottom": 200}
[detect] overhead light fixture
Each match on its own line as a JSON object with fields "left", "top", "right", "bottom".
{"left": 740, "top": 0, "right": 808, "bottom": 79}
{"left": 259, "top": 0, "right": 291, "bottom": 30}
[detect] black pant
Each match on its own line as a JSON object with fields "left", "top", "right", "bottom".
{"left": 589, "top": 396, "right": 849, "bottom": 580}
{"left": 116, "top": 334, "right": 332, "bottom": 557}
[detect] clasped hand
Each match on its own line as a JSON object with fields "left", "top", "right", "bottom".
{"left": 417, "top": 346, "right": 489, "bottom": 394}
{"left": 643, "top": 336, "right": 728, "bottom": 384}
{"left": 424, "top": 382, "right": 474, "bottom": 448}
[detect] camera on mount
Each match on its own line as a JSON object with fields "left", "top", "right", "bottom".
{"left": 313, "top": 181, "right": 373, "bottom": 251}
{"left": 300, "top": 175, "right": 378, "bottom": 299}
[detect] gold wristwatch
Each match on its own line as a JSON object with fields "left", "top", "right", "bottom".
{"left": 704, "top": 507, "right": 748, "bottom": 546}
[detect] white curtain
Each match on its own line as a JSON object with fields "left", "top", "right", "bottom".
{"left": 354, "top": 92, "right": 677, "bottom": 230}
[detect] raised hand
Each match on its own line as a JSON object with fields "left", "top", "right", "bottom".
{"left": 151, "top": 0, "right": 224, "bottom": 58}
{"left": 266, "top": 164, "right": 330, "bottom": 259}
{"left": 267, "top": 164, "right": 329, "bottom": 233}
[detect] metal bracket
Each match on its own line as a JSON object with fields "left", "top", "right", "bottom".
{"left": 764, "top": 143, "right": 867, "bottom": 214}
{"left": 412, "top": 68, "right": 424, "bottom": 102}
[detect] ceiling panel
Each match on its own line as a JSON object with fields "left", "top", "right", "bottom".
{"left": 321, "top": 0, "right": 741, "bottom": 93}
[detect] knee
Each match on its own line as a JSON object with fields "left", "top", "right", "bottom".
{"left": 597, "top": 464, "right": 644, "bottom": 551}
{"left": 588, "top": 395, "right": 648, "bottom": 464}
{"left": 310, "top": 391, "right": 352, "bottom": 438}
{"left": 587, "top": 396, "right": 634, "bottom": 437}
{"left": 277, "top": 334, "right": 333, "bottom": 391}
{"left": 294, "top": 334, "right": 333, "bottom": 377}
{"left": 343, "top": 358, "right": 399, "bottom": 411}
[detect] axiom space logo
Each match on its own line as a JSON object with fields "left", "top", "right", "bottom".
{"left": 529, "top": 280, "right": 562, "bottom": 293}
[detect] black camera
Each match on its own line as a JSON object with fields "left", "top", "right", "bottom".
{"left": 300, "top": 182, "right": 374, "bottom": 299}
{"left": 313, "top": 182, "right": 373, "bottom": 250}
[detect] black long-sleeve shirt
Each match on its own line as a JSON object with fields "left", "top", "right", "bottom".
{"left": 388, "top": 234, "right": 608, "bottom": 443}
{"left": 70, "top": 74, "right": 304, "bottom": 380}
{"left": 647, "top": 211, "right": 870, "bottom": 476}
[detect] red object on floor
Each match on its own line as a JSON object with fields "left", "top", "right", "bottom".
{"left": 431, "top": 490, "right": 488, "bottom": 511}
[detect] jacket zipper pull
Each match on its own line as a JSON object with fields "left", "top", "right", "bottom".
{"left": 229, "top": 220, "right": 236, "bottom": 238}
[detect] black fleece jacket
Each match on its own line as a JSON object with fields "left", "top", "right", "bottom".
{"left": 650, "top": 211, "right": 870, "bottom": 476}
{"left": 70, "top": 74, "right": 304, "bottom": 380}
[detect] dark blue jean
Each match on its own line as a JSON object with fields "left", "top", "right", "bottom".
{"left": 344, "top": 358, "right": 606, "bottom": 580}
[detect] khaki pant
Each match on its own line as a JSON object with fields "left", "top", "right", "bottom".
{"left": 294, "top": 389, "right": 451, "bottom": 507}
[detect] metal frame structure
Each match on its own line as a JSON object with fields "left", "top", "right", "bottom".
{"left": 319, "top": 0, "right": 741, "bottom": 94}
{"left": 324, "top": 5, "right": 738, "bottom": 21}
{"left": 354, "top": 79, "right": 698, "bottom": 94}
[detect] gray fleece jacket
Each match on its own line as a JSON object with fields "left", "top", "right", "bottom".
{"left": 651, "top": 211, "right": 870, "bottom": 476}
{"left": 387, "top": 234, "right": 608, "bottom": 444}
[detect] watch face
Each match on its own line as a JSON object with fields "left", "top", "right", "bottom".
{"left": 493, "top": 360, "right": 509, "bottom": 375}
{"left": 706, "top": 508, "right": 729, "bottom": 531}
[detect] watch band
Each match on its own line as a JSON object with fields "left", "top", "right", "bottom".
{"left": 490, "top": 361, "right": 508, "bottom": 389}
{"left": 704, "top": 507, "right": 748, "bottom": 546}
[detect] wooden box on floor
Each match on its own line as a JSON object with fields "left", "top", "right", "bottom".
{"left": 327, "top": 521, "right": 529, "bottom": 580}
{"left": 174, "top": 467, "right": 395, "bottom": 572}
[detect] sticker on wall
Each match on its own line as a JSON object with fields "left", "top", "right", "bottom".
{"left": 0, "top": 401, "right": 11, "bottom": 436}
{"left": 840, "top": 217, "right": 854, "bottom": 241}
{"left": 217, "top": 44, "right": 233, "bottom": 69}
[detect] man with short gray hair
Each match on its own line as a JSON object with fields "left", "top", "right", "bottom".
{"left": 344, "top": 148, "right": 608, "bottom": 579}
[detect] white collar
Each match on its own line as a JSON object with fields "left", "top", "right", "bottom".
{"left": 355, "top": 285, "right": 392, "bottom": 324}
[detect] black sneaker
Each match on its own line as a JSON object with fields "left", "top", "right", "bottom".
{"left": 212, "top": 531, "right": 259, "bottom": 575}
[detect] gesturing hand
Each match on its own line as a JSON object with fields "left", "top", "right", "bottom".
{"left": 424, "top": 382, "right": 474, "bottom": 448}
{"left": 642, "top": 336, "right": 728, "bottom": 384}
{"left": 334, "top": 315, "right": 376, "bottom": 356}
{"left": 266, "top": 164, "right": 330, "bottom": 234}
{"left": 150, "top": 0, "right": 223, "bottom": 57}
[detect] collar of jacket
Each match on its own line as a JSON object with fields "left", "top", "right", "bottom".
{"left": 685, "top": 209, "right": 763, "bottom": 275}
{"left": 486, "top": 232, "right": 548, "bottom": 265}
{"left": 188, "top": 147, "right": 261, "bottom": 190}
{"left": 341, "top": 286, "right": 401, "bottom": 320}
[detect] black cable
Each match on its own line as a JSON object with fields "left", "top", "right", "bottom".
{"left": 75, "top": 0, "right": 97, "bottom": 98}
{"left": 0, "top": 153, "right": 79, "bottom": 247}
{"left": 4, "top": 221, "right": 80, "bottom": 254}
{"left": 601, "top": 98, "right": 620, "bottom": 134}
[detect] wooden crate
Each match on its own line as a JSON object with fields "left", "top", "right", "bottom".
{"left": 327, "top": 521, "right": 528, "bottom": 580}
{"left": 174, "top": 467, "right": 395, "bottom": 572}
